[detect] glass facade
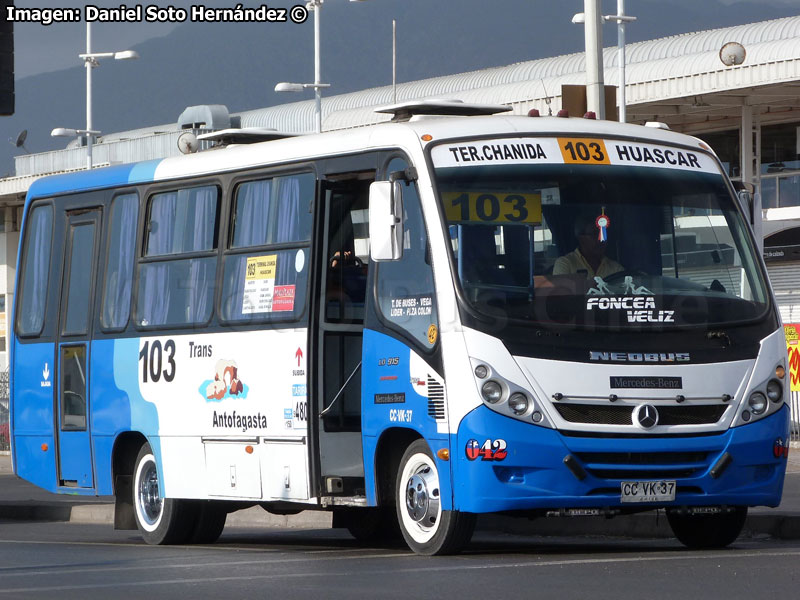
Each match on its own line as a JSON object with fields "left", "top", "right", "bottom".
{"left": 701, "top": 122, "right": 800, "bottom": 210}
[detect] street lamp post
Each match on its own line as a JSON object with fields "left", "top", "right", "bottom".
{"left": 275, "top": 0, "right": 367, "bottom": 133}
{"left": 53, "top": 22, "right": 138, "bottom": 169}
{"left": 572, "top": 1, "right": 636, "bottom": 122}
{"left": 605, "top": 1, "right": 637, "bottom": 123}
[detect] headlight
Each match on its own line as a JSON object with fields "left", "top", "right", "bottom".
{"left": 508, "top": 393, "right": 530, "bottom": 415}
{"left": 474, "top": 364, "right": 489, "bottom": 379}
{"left": 766, "top": 380, "right": 783, "bottom": 403}
{"left": 481, "top": 380, "right": 503, "bottom": 404}
{"left": 748, "top": 392, "right": 768, "bottom": 415}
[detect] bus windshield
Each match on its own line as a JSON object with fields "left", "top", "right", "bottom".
{"left": 433, "top": 152, "right": 769, "bottom": 330}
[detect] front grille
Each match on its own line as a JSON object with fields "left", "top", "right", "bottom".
{"left": 576, "top": 451, "right": 709, "bottom": 465}
{"left": 427, "top": 377, "right": 446, "bottom": 420}
{"left": 555, "top": 404, "right": 632, "bottom": 425}
{"left": 658, "top": 405, "right": 727, "bottom": 425}
{"left": 575, "top": 451, "right": 711, "bottom": 480}
{"left": 554, "top": 403, "right": 726, "bottom": 426}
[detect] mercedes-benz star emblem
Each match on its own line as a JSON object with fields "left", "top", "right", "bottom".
{"left": 635, "top": 404, "right": 659, "bottom": 429}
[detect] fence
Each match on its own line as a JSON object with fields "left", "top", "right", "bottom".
{"left": 0, "top": 369, "right": 8, "bottom": 451}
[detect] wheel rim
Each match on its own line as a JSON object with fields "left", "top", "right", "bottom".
{"left": 399, "top": 452, "right": 441, "bottom": 544}
{"left": 135, "top": 453, "right": 163, "bottom": 531}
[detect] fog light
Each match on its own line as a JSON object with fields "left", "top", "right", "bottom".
{"left": 481, "top": 380, "right": 503, "bottom": 404}
{"left": 748, "top": 392, "right": 767, "bottom": 415}
{"left": 766, "top": 380, "right": 783, "bottom": 403}
{"left": 474, "top": 364, "right": 489, "bottom": 379}
{"left": 742, "top": 410, "right": 751, "bottom": 422}
{"left": 508, "top": 393, "right": 529, "bottom": 415}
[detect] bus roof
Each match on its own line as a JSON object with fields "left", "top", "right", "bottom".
{"left": 26, "top": 115, "right": 711, "bottom": 202}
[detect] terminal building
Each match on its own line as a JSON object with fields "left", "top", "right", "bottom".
{"left": 0, "top": 15, "right": 799, "bottom": 371}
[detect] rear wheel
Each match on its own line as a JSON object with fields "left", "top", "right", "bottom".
{"left": 667, "top": 507, "right": 748, "bottom": 549}
{"left": 189, "top": 501, "right": 227, "bottom": 544}
{"left": 133, "top": 443, "right": 196, "bottom": 545}
{"left": 395, "top": 440, "right": 475, "bottom": 555}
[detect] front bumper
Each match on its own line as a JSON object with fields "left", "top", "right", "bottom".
{"left": 452, "top": 405, "right": 790, "bottom": 513}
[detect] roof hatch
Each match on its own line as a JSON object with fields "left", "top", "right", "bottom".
{"left": 375, "top": 99, "right": 512, "bottom": 122}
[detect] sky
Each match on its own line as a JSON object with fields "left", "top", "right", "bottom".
{"left": 9, "top": 0, "right": 794, "bottom": 79}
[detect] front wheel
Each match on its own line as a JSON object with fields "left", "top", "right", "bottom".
{"left": 133, "top": 443, "right": 197, "bottom": 545}
{"left": 667, "top": 507, "right": 748, "bottom": 549}
{"left": 395, "top": 440, "right": 475, "bottom": 555}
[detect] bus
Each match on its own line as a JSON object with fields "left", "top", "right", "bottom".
{"left": 10, "top": 101, "right": 790, "bottom": 555}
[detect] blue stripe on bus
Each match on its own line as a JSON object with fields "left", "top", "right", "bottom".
{"left": 26, "top": 160, "right": 162, "bottom": 200}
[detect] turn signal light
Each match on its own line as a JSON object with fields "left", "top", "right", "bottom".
{"left": 41, "top": 444, "right": 48, "bottom": 452}
{"left": 776, "top": 365, "right": 786, "bottom": 380}
{"left": 437, "top": 448, "right": 450, "bottom": 461}
{"left": 421, "top": 134, "right": 433, "bottom": 141}
{"left": 245, "top": 445, "right": 254, "bottom": 454}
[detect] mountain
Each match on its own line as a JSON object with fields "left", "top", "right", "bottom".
{"left": 2, "top": 0, "right": 797, "bottom": 176}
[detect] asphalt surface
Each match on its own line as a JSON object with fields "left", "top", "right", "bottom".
{"left": 2, "top": 449, "right": 800, "bottom": 540}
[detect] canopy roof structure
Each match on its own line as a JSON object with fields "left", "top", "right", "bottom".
{"left": 232, "top": 15, "right": 800, "bottom": 134}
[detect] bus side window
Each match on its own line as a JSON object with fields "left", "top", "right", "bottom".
{"left": 16, "top": 204, "right": 54, "bottom": 337}
{"left": 137, "top": 185, "right": 219, "bottom": 328}
{"left": 221, "top": 173, "right": 314, "bottom": 323}
{"left": 101, "top": 193, "right": 138, "bottom": 330}
{"left": 375, "top": 158, "right": 439, "bottom": 350}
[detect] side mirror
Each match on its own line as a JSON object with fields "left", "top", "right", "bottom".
{"left": 369, "top": 180, "right": 404, "bottom": 261}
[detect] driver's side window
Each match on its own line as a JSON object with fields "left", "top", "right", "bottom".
{"left": 375, "top": 158, "right": 439, "bottom": 350}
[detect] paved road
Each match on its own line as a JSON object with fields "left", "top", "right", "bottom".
{"left": 3, "top": 450, "right": 800, "bottom": 541}
{"left": 0, "top": 521, "right": 798, "bottom": 599}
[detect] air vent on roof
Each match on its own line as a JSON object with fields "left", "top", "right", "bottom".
{"left": 197, "top": 128, "right": 301, "bottom": 145}
{"left": 375, "top": 99, "right": 512, "bottom": 122}
{"left": 177, "top": 104, "right": 231, "bottom": 130}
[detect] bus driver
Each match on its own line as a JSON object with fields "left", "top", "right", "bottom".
{"left": 553, "top": 212, "right": 624, "bottom": 279}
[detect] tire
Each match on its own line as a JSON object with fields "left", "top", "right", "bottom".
{"left": 132, "top": 443, "right": 197, "bottom": 545}
{"left": 395, "top": 440, "right": 475, "bottom": 555}
{"left": 667, "top": 507, "right": 748, "bottom": 549}
{"left": 189, "top": 501, "right": 227, "bottom": 544}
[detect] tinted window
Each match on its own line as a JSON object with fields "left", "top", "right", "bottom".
{"left": 63, "top": 223, "right": 96, "bottom": 336}
{"left": 221, "top": 173, "right": 314, "bottom": 323}
{"left": 61, "top": 345, "right": 87, "bottom": 430}
{"left": 376, "top": 158, "right": 439, "bottom": 349}
{"left": 137, "top": 258, "right": 216, "bottom": 327}
{"left": 232, "top": 173, "right": 314, "bottom": 247}
{"left": 17, "top": 204, "right": 54, "bottom": 337}
{"left": 138, "top": 185, "right": 219, "bottom": 328}
{"left": 146, "top": 185, "right": 218, "bottom": 256}
{"left": 221, "top": 250, "right": 309, "bottom": 322}
{"left": 102, "top": 194, "right": 138, "bottom": 330}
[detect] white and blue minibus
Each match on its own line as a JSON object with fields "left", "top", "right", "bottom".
{"left": 10, "top": 101, "right": 789, "bottom": 554}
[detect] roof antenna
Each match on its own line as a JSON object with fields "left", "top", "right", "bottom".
{"left": 539, "top": 80, "right": 552, "bottom": 116}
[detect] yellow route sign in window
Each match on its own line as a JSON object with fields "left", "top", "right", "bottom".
{"left": 443, "top": 192, "right": 542, "bottom": 224}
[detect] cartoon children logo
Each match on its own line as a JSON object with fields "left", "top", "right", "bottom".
{"left": 200, "top": 359, "right": 249, "bottom": 402}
